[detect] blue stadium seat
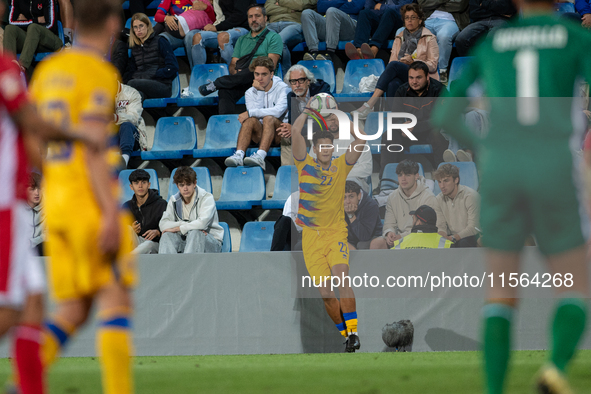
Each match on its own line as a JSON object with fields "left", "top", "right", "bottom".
{"left": 364, "top": 113, "right": 433, "bottom": 155}
{"left": 167, "top": 167, "right": 213, "bottom": 199}
{"left": 239, "top": 221, "right": 275, "bottom": 252}
{"left": 118, "top": 168, "right": 160, "bottom": 205}
{"left": 141, "top": 117, "right": 197, "bottom": 160}
{"left": 337, "top": 59, "right": 385, "bottom": 100}
{"left": 437, "top": 161, "right": 479, "bottom": 190}
{"left": 177, "top": 64, "right": 229, "bottom": 107}
{"left": 296, "top": 60, "right": 336, "bottom": 93}
{"left": 261, "top": 165, "right": 298, "bottom": 210}
{"left": 143, "top": 74, "right": 181, "bottom": 108}
{"left": 216, "top": 167, "right": 266, "bottom": 210}
{"left": 380, "top": 162, "right": 424, "bottom": 191}
{"left": 448, "top": 57, "right": 473, "bottom": 85}
{"left": 193, "top": 115, "right": 241, "bottom": 158}
{"left": 219, "top": 222, "right": 232, "bottom": 253}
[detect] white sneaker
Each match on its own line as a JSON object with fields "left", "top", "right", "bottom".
{"left": 456, "top": 149, "right": 473, "bottom": 162}
{"left": 243, "top": 152, "right": 266, "bottom": 170}
{"left": 224, "top": 152, "right": 243, "bottom": 167}
{"left": 443, "top": 149, "right": 457, "bottom": 163}
{"left": 353, "top": 102, "right": 373, "bottom": 120}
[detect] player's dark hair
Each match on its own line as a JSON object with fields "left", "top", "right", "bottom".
{"left": 345, "top": 181, "right": 361, "bottom": 195}
{"left": 401, "top": 4, "right": 425, "bottom": 27}
{"left": 396, "top": 160, "right": 420, "bottom": 176}
{"left": 173, "top": 167, "right": 197, "bottom": 185}
{"left": 248, "top": 4, "right": 266, "bottom": 17}
{"left": 129, "top": 169, "right": 151, "bottom": 184}
{"left": 312, "top": 130, "right": 334, "bottom": 147}
{"left": 433, "top": 164, "right": 460, "bottom": 183}
{"left": 73, "top": 0, "right": 121, "bottom": 33}
{"left": 409, "top": 61, "right": 429, "bottom": 78}
{"left": 249, "top": 56, "right": 275, "bottom": 73}
{"left": 29, "top": 172, "right": 42, "bottom": 189}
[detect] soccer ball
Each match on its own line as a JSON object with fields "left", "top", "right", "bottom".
{"left": 308, "top": 93, "right": 338, "bottom": 116}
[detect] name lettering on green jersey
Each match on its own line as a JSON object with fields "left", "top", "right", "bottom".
{"left": 493, "top": 25, "right": 567, "bottom": 52}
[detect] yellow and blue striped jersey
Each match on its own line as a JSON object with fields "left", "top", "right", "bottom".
{"left": 295, "top": 153, "right": 354, "bottom": 231}
{"left": 29, "top": 49, "right": 120, "bottom": 216}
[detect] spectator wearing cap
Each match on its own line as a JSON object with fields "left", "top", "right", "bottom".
{"left": 344, "top": 181, "right": 383, "bottom": 250}
{"left": 123, "top": 169, "right": 168, "bottom": 254}
{"left": 391, "top": 205, "right": 452, "bottom": 249}
{"left": 370, "top": 159, "right": 440, "bottom": 249}
{"left": 433, "top": 163, "right": 480, "bottom": 248}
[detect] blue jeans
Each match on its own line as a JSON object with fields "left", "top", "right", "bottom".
{"left": 267, "top": 21, "right": 303, "bottom": 72}
{"left": 376, "top": 61, "right": 409, "bottom": 97}
{"left": 191, "top": 27, "right": 248, "bottom": 66}
{"left": 301, "top": 8, "right": 357, "bottom": 52}
{"left": 425, "top": 17, "right": 459, "bottom": 71}
{"left": 118, "top": 122, "right": 140, "bottom": 156}
{"left": 455, "top": 17, "right": 507, "bottom": 57}
{"left": 353, "top": 8, "right": 403, "bottom": 49}
{"left": 160, "top": 30, "right": 200, "bottom": 68}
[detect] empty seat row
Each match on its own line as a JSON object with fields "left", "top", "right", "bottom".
{"left": 118, "top": 165, "right": 298, "bottom": 210}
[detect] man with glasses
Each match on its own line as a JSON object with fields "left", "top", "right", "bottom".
{"left": 277, "top": 64, "right": 331, "bottom": 165}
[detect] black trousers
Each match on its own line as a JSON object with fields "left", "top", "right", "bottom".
{"left": 451, "top": 235, "right": 478, "bottom": 248}
{"left": 271, "top": 216, "right": 303, "bottom": 251}
{"left": 214, "top": 69, "right": 254, "bottom": 114}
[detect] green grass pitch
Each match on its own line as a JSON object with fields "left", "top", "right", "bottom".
{"left": 1, "top": 351, "right": 590, "bottom": 393}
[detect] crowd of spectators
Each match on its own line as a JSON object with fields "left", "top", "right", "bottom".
{"left": 8, "top": 0, "right": 591, "bottom": 253}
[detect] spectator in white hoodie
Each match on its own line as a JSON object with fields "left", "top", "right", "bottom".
{"left": 370, "top": 159, "right": 441, "bottom": 249}
{"left": 224, "top": 56, "right": 289, "bottom": 170}
{"left": 159, "top": 167, "right": 224, "bottom": 254}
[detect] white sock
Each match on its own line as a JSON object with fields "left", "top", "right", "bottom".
{"left": 122, "top": 154, "right": 129, "bottom": 165}
{"left": 257, "top": 149, "right": 267, "bottom": 159}
{"left": 235, "top": 150, "right": 245, "bottom": 159}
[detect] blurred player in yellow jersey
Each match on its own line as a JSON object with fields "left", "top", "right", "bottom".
{"left": 29, "top": 1, "right": 136, "bottom": 393}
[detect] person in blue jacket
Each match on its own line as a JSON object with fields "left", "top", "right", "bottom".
{"left": 574, "top": 0, "right": 591, "bottom": 26}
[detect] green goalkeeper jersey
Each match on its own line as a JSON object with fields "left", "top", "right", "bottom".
{"left": 433, "top": 14, "right": 591, "bottom": 151}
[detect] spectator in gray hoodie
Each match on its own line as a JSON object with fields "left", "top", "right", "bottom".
{"left": 224, "top": 56, "right": 289, "bottom": 171}
{"left": 159, "top": 167, "right": 224, "bottom": 254}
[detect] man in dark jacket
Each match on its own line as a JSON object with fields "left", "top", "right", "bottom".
{"left": 345, "top": 181, "right": 382, "bottom": 250}
{"left": 454, "top": 0, "right": 516, "bottom": 56}
{"left": 380, "top": 61, "right": 447, "bottom": 174}
{"left": 3, "top": 0, "right": 62, "bottom": 75}
{"left": 278, "top": 64, "right": 331, "bottom": 165}
{"left": 123, "top": 169, "right": 168, "bottom": 254}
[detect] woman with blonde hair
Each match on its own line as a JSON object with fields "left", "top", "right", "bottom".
{"left": 124, "top": 13, "right": 179, "bottom": 100}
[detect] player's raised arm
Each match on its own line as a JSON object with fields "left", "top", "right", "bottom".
{"left": 345, "top": 120, "right": 366, "bottom": 165}
{"left": 291, "top": 109, "right": 310, "bottom": 161}
{"left": 430, "top": 57, "right": 481, "bottom": 152}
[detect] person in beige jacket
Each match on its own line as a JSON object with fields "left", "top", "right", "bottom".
{"left": 370, "top": 160, "right": 440, "bottom": 249}
{"left": 434, "top": 163, "right": 480, "bottom": 247}
{"left": 354, "top": 3, "right": 439, "bottom": 119}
